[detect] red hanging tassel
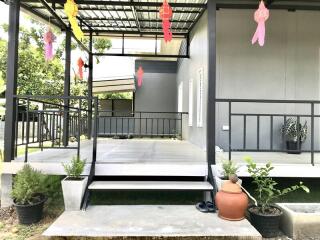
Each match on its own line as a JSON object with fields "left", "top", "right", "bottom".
{"left": 77, "top": 57, "right": 84, "bottom": 80}
{"left": 159, "top": 0, "right": 173, "bottom": 43}
{"left": 137, "top": 66, "right": 144, "bottom": 87}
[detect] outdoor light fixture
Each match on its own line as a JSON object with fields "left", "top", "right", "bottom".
{"left": 136, "top": 66, "right": 144, "bottom": 87}
{"left": 252, "top": 0, "right": 269, "bottom": 46}
{"left": 159, "top": 0, "right": 173, "bottom": 43}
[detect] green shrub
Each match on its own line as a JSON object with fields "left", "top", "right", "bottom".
{"left": 245, "top": 156, "right": 309, "bottom": 214}
{"left": 62, "top": 156, "right": 86, "bottom": 179}
{"left": 42, "top": 175, "right": 63, "bottom": 207}
{"left": 11, "top": 164, "right": 46, "bottom": 205}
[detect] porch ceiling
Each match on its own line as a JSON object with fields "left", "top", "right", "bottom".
{"left": 6, "top": 0, "right": 320, "bottom": 38}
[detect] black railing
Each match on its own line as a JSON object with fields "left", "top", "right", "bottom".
{"left": 98, "top": 111, "right": 188, "bottom": 138}
{"left": 14, "top": 96, "right": 95, "bottom": 162}
{"left": 216, "top": 99, "right": 320, "bottom": 166}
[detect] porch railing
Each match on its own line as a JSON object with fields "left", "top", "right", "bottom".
{"left": 14, "top": 96, "right": 96, "bottom": 162}
{"left": 216, "top": 99, "right": 320, "bottom": 166}
{"left": 98, "top": 111, "right": 188, "bottom": 139}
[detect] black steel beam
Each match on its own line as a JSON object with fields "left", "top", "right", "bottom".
{"left": 63, "top": 29, "right": 71, "bottom": 147}
{"left": 21, "top": 3, "right": 63, "bottom": 29}
{"left": 92, "top": 52, "right": 189, "bottom": 58}
{"left": 38, "top": 0, "right": 90, "bottom": 53}
{"left": 130, "top": 0, "right": 141, "bottom": 33}
{"left": 23, "top": 0, "right": 207, "bottom": 8}
{"left": 206, "top": 0, "right": 216, "bottom": 177}
{"left": 61, "top": 17, "right": 194, "bottom": 23}
{"left": 83, "top": 25, "right": 189, "bottom": 31}
{"left": 83, "top": 29, "right": 187, "bottom": 36}
{"left": 87, "top": 31, "right": 93, "bottom": 139}
{"left": 31, "top": 6, "right": 202, "bottom": 14}
{"left": 4, "top": 0, "right": 20, "bottom": 162}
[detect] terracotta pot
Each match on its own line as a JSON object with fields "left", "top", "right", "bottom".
{"left": 215, "top": 180, "right": 248, "bottom": 221}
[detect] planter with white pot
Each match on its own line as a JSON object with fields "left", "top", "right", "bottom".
{"left": 62, "top": 156, "right": 87, "bottom": 211}
{"left": 61, "top": 176, "right": 88, "bottom": 211}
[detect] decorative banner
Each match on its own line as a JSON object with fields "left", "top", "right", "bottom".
{"left": 77, "top": 57, "right": 84, "bottom": 80}
{"left": 137, "top": 66, "right": 144, "bottom": 87}
{"left": 43, "top": 27, "right": 56, "bottom": 61}
{"left": 252, "top": 1, "right": 269, "bottom": 46}
{"left": 159, "top": 0, "right": 173, "bottom": 43}
{"left": 64, "top": 0, "right": 84, "bottom": 41}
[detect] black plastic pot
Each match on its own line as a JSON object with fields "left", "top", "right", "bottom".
{"left": 14, "top": 194, "right": 47, "bottom": 225}
{"left": 248, "top": 205, "right": 283, "bottom": 238}
{"left": 286, "top": 140, "right": 302, "bottom": 154}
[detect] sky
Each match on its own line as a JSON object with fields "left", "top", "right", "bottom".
{"left": 0, "top": 2, "right": 143, "bottom": 80}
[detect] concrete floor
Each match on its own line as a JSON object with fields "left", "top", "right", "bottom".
{"left": 43, "top": 205, "right": 261, "bottom": 239}
{"left": 15, "top": 138, "right": 319, "bottom": 165}
{"left": 16, "top": 138, "right": 206, "bottom": 164}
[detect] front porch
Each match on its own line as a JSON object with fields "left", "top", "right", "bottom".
{"left": 4, "top": 138, "right": 320, "bottom": 178}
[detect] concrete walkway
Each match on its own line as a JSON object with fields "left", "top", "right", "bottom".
{"left": 43, "top": 205, "right": 261, "bottom": 239}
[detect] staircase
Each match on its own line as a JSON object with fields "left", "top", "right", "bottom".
{"left": 81, "top": 163, "right": 215, "bottom": 210}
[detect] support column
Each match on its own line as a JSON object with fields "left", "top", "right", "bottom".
{"left": 206, "top": 1, "right": 216, "bottom": 180}
{"left": 63, "top": 29, "right": 71, "bottom": 146}
{"left": 4, "top": 0, "right": 20, "bottom": 162}
{"left": 87, "top": 31, "right": 93, "bottom": 139}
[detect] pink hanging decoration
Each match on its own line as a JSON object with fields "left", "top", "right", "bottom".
{"left": 137, "top": 66, "right": 144, "bottom": 87}
{"left": 159, "top": 0, "right": 173, "bottom": 43}
{"left": 251, "top": 1, "right": 269, "bottom": 47}
{"left": 44, "top": 28, "right": 56, "bottom": 61}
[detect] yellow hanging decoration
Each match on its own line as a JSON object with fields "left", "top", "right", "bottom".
{"left": 64, "top": 0, "right": 84, "bottom": 41}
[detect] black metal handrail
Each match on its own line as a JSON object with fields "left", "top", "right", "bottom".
{"left": 14, "top": 95, "right": 95, "bottom": 162}
{"left": 216, "top": 99, "right": 317, "bottom": 165}
{"left": 98, "top": 110, "right": 188, "bottom": 138}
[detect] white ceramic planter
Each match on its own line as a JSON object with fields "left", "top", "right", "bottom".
{"left": 61, "top": 176, "right": 88, "bottom": 211}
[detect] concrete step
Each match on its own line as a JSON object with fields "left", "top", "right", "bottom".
{"left": 88, "top": 181, "right": 213, "bottom": 191}
{"left": 94, "top": 163, "right": 208, "bottom": 177}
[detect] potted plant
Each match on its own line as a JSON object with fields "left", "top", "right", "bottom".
{"left": 61, "top": 156, "right": 87, "bottom": 211}
{"left": 281, "top": 118, "right": 307, "bottom": 154}
{"left": 11, "top": 164, "right": 47, "bottom": 225}
{"left": 215, "top": 160, "right": 239, "bottom": 190}
{"left": 245, "top": 157, "right": 309, "bottom": 238}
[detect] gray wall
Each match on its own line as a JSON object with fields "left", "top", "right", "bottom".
{"left": 176, "top": 12, "right": 208, "bottom": 150}
{"left": 135, "top": 60, "right": 177, "bottom": 112}
{"left": 177, "top": 9, "right": 320, "bottom": 151}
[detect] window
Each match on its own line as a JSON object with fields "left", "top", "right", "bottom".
{"left": 197, "top": 68, "right": 204, "bottom": 127}
{"left": 188, "top": 78, "right": 193, "bottom": 126}
{"left": 178, "top": 82, "right": 183, "bottom": 113}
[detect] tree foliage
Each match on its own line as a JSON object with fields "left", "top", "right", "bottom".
{"left": 0, "top": 19, "right": 112, "bottom": 105}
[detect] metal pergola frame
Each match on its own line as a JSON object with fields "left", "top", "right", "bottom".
{"left": 4, "top": 0, "right": 320, "bottom": 184}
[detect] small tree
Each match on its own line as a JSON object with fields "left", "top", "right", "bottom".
{"left": 244, "top": 156, "right": 309, "bottom": 214}
{"left": 11, "top": 164, "right": 46, "bottom": 205}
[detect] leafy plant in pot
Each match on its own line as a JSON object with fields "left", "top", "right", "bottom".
{"left": 11, "top": 164, "right": 47, "bottom": 225}
{"left": 245, "top": 157, "right": 309, "bottom": 238}
{"left": 61, "top": 156, "right": 87, "bottom": 211}
{"left": 281, "top": 118, "right": 307, "bottom": 154}
{"left": 215, "top": 160, "right": 240, "bottom": 190}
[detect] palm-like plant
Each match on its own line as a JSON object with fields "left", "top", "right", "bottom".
{"left": 281, "top": 118, "right": 307, "bottom": 142}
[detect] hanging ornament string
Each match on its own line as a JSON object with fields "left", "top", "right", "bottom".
{"left": 77, "top": 57, "right": 85, "bottom": 80}
{"left": 159, "top": 0, "right": 173, "bottom": 43}
{"left": 44, "top": 17, "right": 56, "bottom": 61}
{"left": 64, "top": 0, "right": 84, "bottom": 41}
{"left": 251, "top": 0, "right": 269, "bottom": 46}
{"left": 136, "top": 66, "right": 144, "bottom": 87}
